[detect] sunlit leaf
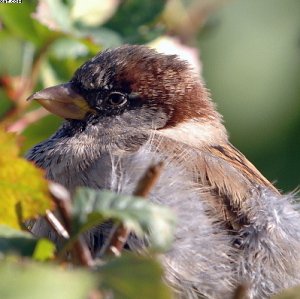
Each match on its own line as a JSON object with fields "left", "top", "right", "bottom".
{"left": 71, "top": 0, "right": 120, "bottom": 27}
{"left": 32, "top": 238, "right": 56, "bottom": 261}
{"left": 0, "top": 129, "right": 53, "bottom": 229}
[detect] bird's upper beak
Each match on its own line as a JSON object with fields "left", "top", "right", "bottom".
{"left": 27, "top": 83, "right": 95, "bottom": 120}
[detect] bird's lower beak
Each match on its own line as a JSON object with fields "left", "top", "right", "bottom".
{"left": 27, "top": 83, "right": 95, "bottom": 120}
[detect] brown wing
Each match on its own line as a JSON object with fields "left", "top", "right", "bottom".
{"left": 208, "top": 143, "right": 279, "bottom": 194}
{"left": 155, "top": 136, "right": 279, "bottom": 228}
{"left": 194, "top": 142, "right": 279, "bottom": 228}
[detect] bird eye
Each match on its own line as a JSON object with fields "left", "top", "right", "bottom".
{"left": 107, "top": 92, "right": 127, "bottom": 107}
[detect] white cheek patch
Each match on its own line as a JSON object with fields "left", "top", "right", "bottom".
{"left": 158, "top": 119, "right": 227, "bottom": 147}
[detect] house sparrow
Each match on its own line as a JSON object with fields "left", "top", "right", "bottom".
{"left": 26, "top": 45, "right": 300, "bottom": 298}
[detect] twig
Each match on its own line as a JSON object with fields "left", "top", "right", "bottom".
{"left": 49, "top": 182, "right": 94, "bottom": 267}
{"left": 45, "top": 209, "right": 70, "bottom": 239}
{"left": 101, "top": 162, "right": 164, "bottom": 257}
{"left": 49, "top": 183, "right": 72, "bottom": 232}
{"left": 133, "top": 162, "right": 164, "bottom": 197}
{"left": 6, "top": 107, "right": 49, "bottom": 134}
{"left": 232, "top": 284, "right": 248, "bottom": 299}
{"left": 0, "top": 35, "right": 59, "bottom": 125}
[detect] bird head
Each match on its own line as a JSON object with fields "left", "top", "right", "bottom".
{"left": 27, "top": 45, "right": 225, "bottom": 150}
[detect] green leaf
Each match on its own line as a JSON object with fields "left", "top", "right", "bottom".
{"left": 32, "top": 238, "right": 56, "bottom": 261}
{"left": 0, "top": 34, "right": 24, "bottom": 76}
{"left": 0, "top": 225, "right": 55, "bottom": 260}
{"left": 72, "top": 188, "right": 176, "bottom": 250}
{"left": 50, "top": 37, "right": 89, "bottom": 59}
{"left": 76, "top": 27, "right": 123, "bottom": 48}
{"left": 105, "top": 0, "right": 166, "bottom": 43}
{"left": 33, "top": 0, "right": 73, "bottom": 33}
{"left": 0, "top": 129, "right": 53, "bottom": 229}
{"left": 0, "top": 225, "right": 37, "bottom": 256}
{"left": 0, "top": 258, "right": 96, "bottom": 299}
{"left": 99, "top": 254, "right": 172, "bottom": 299}
{"left": 0, "top": 2, "right": 52, "bottom": 46}
{"left": 0, "top": 3, "right": 39, "bottom": 44}
{"left": 70, "top": 0, "right": 119, "bottom": 27}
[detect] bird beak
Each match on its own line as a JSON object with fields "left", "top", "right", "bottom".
{"left": 26, "top": 83, "right": 95, "bottom": 120}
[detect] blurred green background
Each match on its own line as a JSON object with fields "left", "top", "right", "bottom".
{"left": 198, "top": 0, "right": 300, "bottom": 192}
{"left": 0, "top": 0, "right": 299, "bottom": 192}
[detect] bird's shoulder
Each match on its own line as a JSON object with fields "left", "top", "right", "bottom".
{"left": 156, "top": 136, "right": 279, "bottom": 227}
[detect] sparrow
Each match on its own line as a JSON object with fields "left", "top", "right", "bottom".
{"left": 26, "top": 45, "right": 300, "bottom": 299}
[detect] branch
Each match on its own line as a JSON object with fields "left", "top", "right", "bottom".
{"left": 232, "top": 284, "right": 248, "bottom": 299}
{"left": 6, "top": 107, "right": 49, "bottom": 134}
{"left": 101, "top": 162, "right": 164, "bottom": 257}
{"left": 0, "top": 35, "right": 59, "bottom": 125}
{"left": 133, "top": 162, "right": 164, "bottom": 197}
{"left": 49, "top": 183, "right": 94, "bottom": 267}
{"left": 45, "top": 210, "right": 70, "bottom": 239}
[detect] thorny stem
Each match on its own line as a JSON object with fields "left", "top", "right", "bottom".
{"left": 101, "top": 162, "right": 164, "bottom": 257}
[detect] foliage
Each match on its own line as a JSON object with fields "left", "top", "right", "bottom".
{"left": 0, "top": 1, "right": 177, "bottom": 298}
{"left": 0, "top": 225, "right": 55, "bottom": 259}
{"left": 71, "top": 188, "right": 175, "bottom": 250}
{"left": 0, "top": 128, "right": 52, "bottom": 229}
{"left": 0, "top": 257, "right": 96, "bottom": 299}
{"left": 0, "top": 121, "right": 174, "bottom": 299}
{"left": 0, "top": 1, "right": 299, "bottom": 298}
{"left": 0, "top": 126, "right": 174, "bottom": 299}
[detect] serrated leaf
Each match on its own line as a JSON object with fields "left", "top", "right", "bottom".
{"left": 99, "top": 254, "right": 172, "bottom": 299}
{"left": 72, "top": 188, "right": 176, "bottom": 250}
{"left": 0, "top": 129, "right": 53, "bottom": 229}
{"left": 0, "top": 258, "right": 96, "bottom": 299}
